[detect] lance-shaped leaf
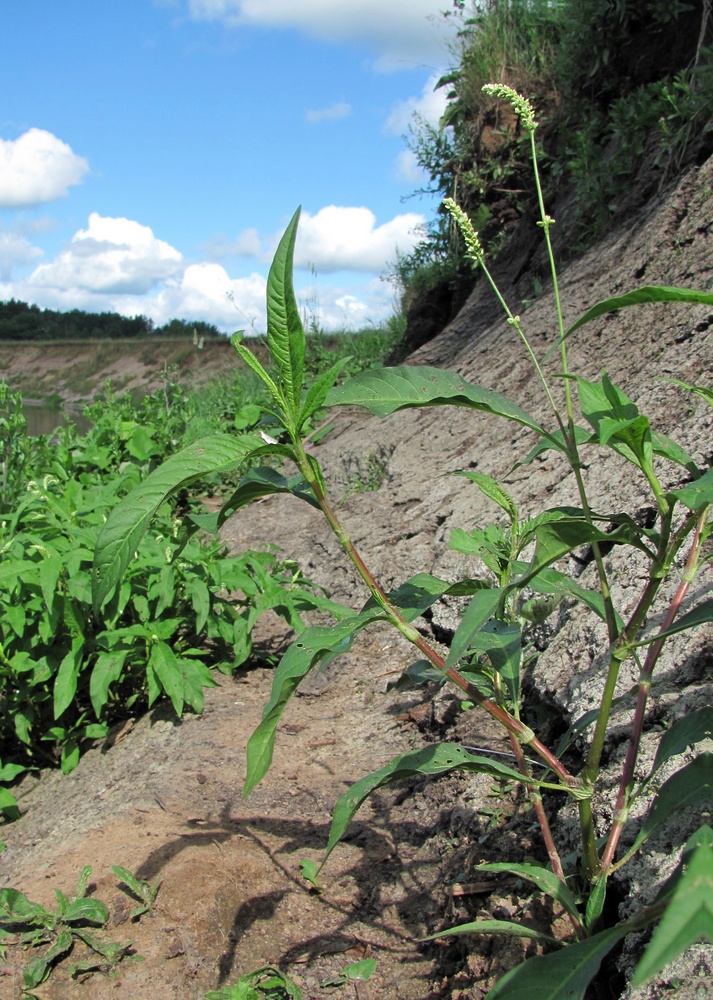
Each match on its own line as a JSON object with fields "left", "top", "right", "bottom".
{"left": 633, "top": 828, "right": 713, "bottom": 987}
{"left": 523, "top": 563, "right": 624, "bottom": 630}
{"left": 458, "top": 471, "right": 518, "bottom": 524}
{"left": 244, "top": 573, "right": 471, "bottom": 797}
{"left": 525, "top": 517, "right": 651, "bottom": 576}
{"left": 484, "top": 924, "right": 630, "bottom": 1000}
{"left": 560, "top": 285, "right": 713, "bottom": 344}
{"left": 649, "top": 708, "right": 713, "bottom": 778}
{"left": 326, "top": 366, "right": 559, "bottom": 445}
{"left": 468, "top": 620, "right": 522, "bottom": 706}
{"left": 447, "top": 588, "right": 504, "bottom": 667}
{"left": 188, "top": 466, "right": 320, "bottom": 535}
{"left": 299, "top": 357, "right": 351, "bottom": 430}
{"left": 267, "top": 206, "right": 305, "bottom": 417}
{"left": 92, "top": 432, "right": 261, "bottom": 614}
{"left": 673, "top": 465, "right": 713, "bottom": 511}
{"left": 231, "top": 334, "right": 286, "bottom": 415}
{"left": 476, "top": 861, "right": 581, "bottom": 926}
{"left": 243, "top": 610, "right": 384, "bottom": 796}
{"left": 423, "top": 918, "right": 559, "bottom": 945}
{"left": 621, "top": 754, "right": 713, "bottom": 863}
{"left": 632, "top": 599, "right": 713, "bottom": 646}
{"left": 322, "top": 744, "right": 531, "bottom": 866}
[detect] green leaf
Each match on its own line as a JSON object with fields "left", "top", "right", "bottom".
{"left": 524, "top": 564, "right": 623, "bottom": 630}
{"left": 633, "top": 830, "right": 713, "bottom": 987}
{"left": 467, "top": 620, "right": 521, "bottom": 706}
{"left": 92, "top": 432, "right": 260, "bottom": 614}
{"left": 231, "top": 334, "right": 285, "bottom": 413}
{"left": 423, "top": 918, "right": 559, "bottom": 945}
{"left": 299, "top": 357, "right": 350, "bottom": 430}
{"left": 562, "top": 286, "right": 713, "bottom": 344}
{"left": 484, "top": 925, "right": 629, "bottom": 999}
{"left": 458, "top": 471, "right": 518, "bottom": 524}
{"left": 476, "top": 861, "right": 580, "bottom": 926}
{"left": 243, "top": 611, "right": 383, "bottom": 796}
{"left": 446, "top": 589, "right": 504, "bottom": 667}
{"left": 650, "top": 708, "right": 713, "bottom": 777}
{"left": 266, "top": 206, "right": 305, "bottom": 417}
{"left": 326, "top": 366, "right": 557, "bottom": 444}
{"left": 624, "top": 754, "right": 713, "bottom": 860}
{"left": 672, "top": 465, "right": 713, "bottom": 511}
{"left": 53, "top": 638, "right": 84, "bottom": 719}
{"left": 60, "top": 740, "right": 80, "bottom": 775}
{"left": 585, "top": 876, "right": 607, "bottom": 933}
{"left": 208, "top": 466, "right": 320, "bottom": 530}
{"left": 526, "top": 517, "right": 650, "bottom": 578}
{"left": 63, "top": 897, "right": 109, "bottom": 925}
{"left": 515, "top": 425, "right": 594, "bottom": 469}
{"left": 149, "top": 642, "right": 184, "bottom": 717}
{"left": 299, "top": 859, "right": 321, "bottom": 891}
{"left": 633, "top": 600, "right": 713, "bottom": 646}
{"left": 322, "top": 744, "right": 534, "bottom": 867}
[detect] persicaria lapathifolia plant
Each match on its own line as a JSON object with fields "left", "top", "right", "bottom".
{"left": 93, "top": 86, "right": 713, "bottom": 998}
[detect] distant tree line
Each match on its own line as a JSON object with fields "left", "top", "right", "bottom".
{"left": 0, "top": 299, "right": 223, "bottom": 342}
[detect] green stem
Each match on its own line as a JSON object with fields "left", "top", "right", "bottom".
{"left": 293, "top": 441, "right": 578, "bottom": 789}
{"left": 601, "top": 509, "right": 707, "bottom": 872}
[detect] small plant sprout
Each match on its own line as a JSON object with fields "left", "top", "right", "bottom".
{"left": 93, "top": 83, "right": 713, "bottom": 999}
{"left": 0, "top": 866, "right": 132, "bottom": 991}
{"left": 111, "top": 865, "right": 161, "bottom": 920}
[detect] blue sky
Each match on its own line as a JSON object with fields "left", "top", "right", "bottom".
{"left": 0, "top": 0, "right": 459, "bottom": 333}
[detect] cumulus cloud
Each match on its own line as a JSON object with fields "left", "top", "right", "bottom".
{"left": 202, "top": 228, "right": 261, "bottom": 261}
{"left": 305, "top": 101, "right": 352, "bottom": 124}
{"left": 293, "top": 205, "right": 424, "bottom": 273}
{"left": 8, "top": 208, "right": 406, "bottom": 334}
{"left": 0, "top": 225, "right": 44, "bottom": 280}
{"left": 186, "top": 0, "right": 455, "bottom": 70}
{"left": 29, "top": 213, "right": 183, "bottom": 295}
{"left": 0, "top": 129, "right": 89, "bottom": 208}
{"left": 394, "top": 149, "right": 426, "bottom": 184}
{"left": 384, "top": 70, "right": 449, "bottom": 134}
{"left": 207, "top": 206, "right": 425, "bottom": 275}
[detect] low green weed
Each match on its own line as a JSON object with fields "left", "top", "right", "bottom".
{"left": 0, "top": 866, "right": 132, "bottom": 993}
{"left": 0, "top": 382, "right": 332, "bottom": 813}
{"left": 94, "top": 87, "right": 712, "bottom": 997}
{"left": 111, "top": 866, "right": 161, "bottom": 920}
{"left": 321, "top": 956, "right": 376, "bottom": 988}
{"left": 203, "top": 965, "right": 302, "bottom": 999}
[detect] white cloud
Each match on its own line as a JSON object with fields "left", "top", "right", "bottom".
{"left": 202, "top": 228, "right": 261, "bottom": 260}
{"left": 0, "top": 225, "right": 44, "bottom": 280}
{"left": 0, "top": 129, "right": 89, "bottom": 208}
{"left": 394, "top": 149, "right": 427, "bottom": 184}
{"left": 293, "top": 205, "right": 424, "bottom": 273}
{"left": 207, "top": 206, "right": 426, "bottom": 275}
{"left": 7, "top": 208, "right": 407, "bottom": 334}
{"left": 384, "top": 70, "right": 449, "bottom": 134}
{"left": 305, "top": 101, "right": 352, "bottom": 124}
{"left": 299, "top": 276, "right": 396, "bottom": 331}
{"left": 29, "top": 213, "right": 183, "bottom": 295}
{"left": 186, "top": 0, "right": 456, "bottom": 70}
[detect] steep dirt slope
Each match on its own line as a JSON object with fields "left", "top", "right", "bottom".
{"left": 0, "top": 155, "right": 711, "bottom": 999}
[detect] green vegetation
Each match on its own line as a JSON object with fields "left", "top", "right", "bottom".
{"left": 396, "top": 0, "right": 712, "bottom": 317}
{"left": 98, "top": 94, "right": 712, "bottom": 996}
{"left": 0, "top": 299, "right": 222, "bottom": 342}
{"left": 0, "top": 316, "right": 397, "bottom": 825}
{"left": 0, "top": 866, "right": 133, "bottom": 992}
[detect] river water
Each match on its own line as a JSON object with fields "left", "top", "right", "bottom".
{"left": 22, "top": 404, "right": 92, "bottom": 437}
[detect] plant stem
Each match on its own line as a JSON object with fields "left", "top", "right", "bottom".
{"left": 295, "top": 444, "right": 579, "bottom": 789}
{"left": 600, "top": 510, "right": 707, "bottom": 871}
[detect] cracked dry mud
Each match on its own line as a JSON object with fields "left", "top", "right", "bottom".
{"left": 1, "top": 152, "right": 712, "bottom": 999}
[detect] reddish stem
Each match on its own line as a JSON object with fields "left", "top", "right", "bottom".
{"left": 601, "top": 512, "right": 706, "bottom": 872}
